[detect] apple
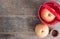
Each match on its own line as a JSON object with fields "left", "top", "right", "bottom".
{"left": 41, "top": 8, "right": 55, "bottom": 22}
{"left": 35, "top": 24, "right": 49, "bottom": 38}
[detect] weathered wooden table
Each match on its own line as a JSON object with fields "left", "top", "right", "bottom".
{"left": 0, "top": 0, "right": 60, "bottom": 39}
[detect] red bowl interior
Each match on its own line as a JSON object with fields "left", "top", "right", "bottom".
{"left": 38, "top": 1, "right": 60, "bottom": 25}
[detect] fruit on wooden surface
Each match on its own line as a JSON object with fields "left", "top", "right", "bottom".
{"left": 35, "top": 24, "right": 49, "bottom": 38}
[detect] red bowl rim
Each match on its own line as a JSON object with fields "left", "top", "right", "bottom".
{"left": 38, "top": 1, "right": 58, "bottom": 25}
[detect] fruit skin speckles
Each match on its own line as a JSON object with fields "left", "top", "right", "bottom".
{"left": 41, "top": 8, "right": 55, "bottom": 22}
{"left": 35, "top": 24, "right": 49, "bottom": 38}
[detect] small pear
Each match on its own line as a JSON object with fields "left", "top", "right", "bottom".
{"left": 41, "top": 8, "right": 55, "bottom": 22}
{"left": 35, "top": 24, "right": 49, "bottom": 38}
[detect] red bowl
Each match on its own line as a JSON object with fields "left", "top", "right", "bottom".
{"left": 38, "top": 1, "right": 60, "bottom": 25}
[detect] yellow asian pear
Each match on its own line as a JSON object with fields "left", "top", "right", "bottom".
{"left": 35, "top": 24, "right": 49, "bottom": 38}
{"left": 41, "top": 8, "right": 55, "bottom": 22}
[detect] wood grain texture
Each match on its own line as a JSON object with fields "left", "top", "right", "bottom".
{"left": 0, "top": 0, "right": 60, "bottom": 39}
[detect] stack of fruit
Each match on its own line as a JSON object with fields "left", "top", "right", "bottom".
{"left": 35, "top": 1, "right": 60, "bottom": 38}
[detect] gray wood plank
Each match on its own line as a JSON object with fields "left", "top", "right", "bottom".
{"left": 0, "top": 0, "right": 60, "bottom": 39}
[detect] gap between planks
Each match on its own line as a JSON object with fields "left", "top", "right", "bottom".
{"left": 0, "top": 32, "right": 33, "bottom": 34}
{"left": 0, "top": 15, "right": 37, "bottom": 18}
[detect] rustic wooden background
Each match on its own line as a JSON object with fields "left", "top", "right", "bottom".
{"left": 0, "top": 0, "right": 60, "bottom": 39}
